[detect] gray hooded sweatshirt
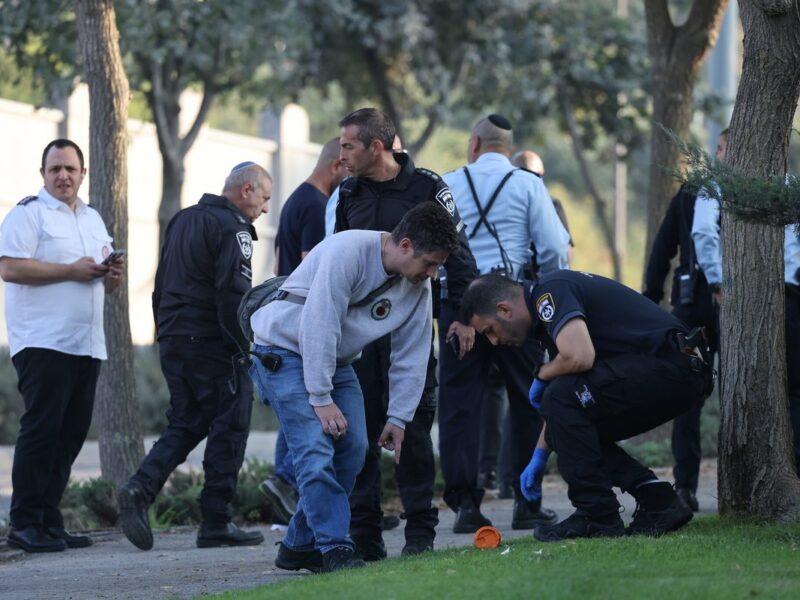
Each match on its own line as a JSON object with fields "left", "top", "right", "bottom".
{"left": 250, "top": 230, "right": 432, "bottom": 427}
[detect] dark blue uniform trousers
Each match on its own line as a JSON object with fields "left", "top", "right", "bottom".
{"left": 437, "top": 302, "right": 545, "bottom": 511}
{"left": 10, "top": 349, "right": 100, "bottom": 529}
{"left": 786, "top": 284, "right": 800, "bottom": 475}
{"left": 349, "top": 334, "right": 439, "bottom": 540}
{"left": 540, "top": 352, "right": 706, "bottom": 517}
{"left": 130, "top": 337, "right": 253, "bottom": 524}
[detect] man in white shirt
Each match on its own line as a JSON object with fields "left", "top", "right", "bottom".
{"left": 0, "top": 139, "right": 124, "bottom": 553}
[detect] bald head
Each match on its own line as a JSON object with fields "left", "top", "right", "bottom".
{"left": 468, "top": 115, "right": 514, "bottom": 163}
{"left": 316, "top": 137, "right": 341, "bottom": 168}
{"left": 511, "top": 150, "right": 545, "bottom": 176}
{"left": 309, "top": 137, "right": 347, "bottom": 195}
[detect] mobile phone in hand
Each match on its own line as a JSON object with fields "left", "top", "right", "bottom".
{"left": 447, "top": 334, "right": 460, "bottom": 356}
{"left": 102, "top": 249, "right": 126, "bottom": 266}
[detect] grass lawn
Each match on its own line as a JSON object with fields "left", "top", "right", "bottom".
{"left": 210, "top": 517, "right": 800, "bottom": 600}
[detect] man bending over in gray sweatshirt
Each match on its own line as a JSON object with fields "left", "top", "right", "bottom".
{"left": 248, "top": 202, "right": 460, "bottom": 573}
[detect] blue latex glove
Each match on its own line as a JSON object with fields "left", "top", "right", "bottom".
{"left": 528, "top": 378, "right": 549, "bottom": 411}
{"left": 520, "top": 448, "right": 550, "bottom": 503}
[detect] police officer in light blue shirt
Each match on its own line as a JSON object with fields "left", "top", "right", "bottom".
{"left": 436, "top": 114, "right": 565, "bottom": 534}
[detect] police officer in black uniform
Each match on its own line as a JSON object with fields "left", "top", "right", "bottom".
{"left": 334, "top": 108, "right": 478, "bottom": 559}
{"left": 118, "top": 162, "right": 271, "bottom": 551}
{"left": 461, "top": 271, "right": 711, "bottom": 541}
{"left": 643, "top": 183, "right": 718, "bottom": 512}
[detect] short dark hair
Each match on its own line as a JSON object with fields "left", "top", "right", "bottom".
{"left": 392, "top": 203, "right": 460, "bottom": 256}
{"left": 461, "top": 273, "right": 522, "bottom": 323}
{"left": 720, "top": 127, "right": 730, "bottom": 138}
{"left": 339, "top": 108, "right": 396, "bottom": 151}
{"left": 41, "top": 139, "right": 85, "bottom": 171}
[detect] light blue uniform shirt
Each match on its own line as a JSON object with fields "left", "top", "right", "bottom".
{"left": 692, "top": 183, "right": 800, "bottom": 286}
{"left": 443, "top": 153, "right": 569, "bottom": 279}
{"left": 785, "top": 225, "right": 800, "bottom": 286}
{"left": 324, "top": 186, "right": 340, "bottom": 238}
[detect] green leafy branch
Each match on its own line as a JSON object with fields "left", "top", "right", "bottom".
{"left": 663, "top": 126, "right": 800, "bottom": 227}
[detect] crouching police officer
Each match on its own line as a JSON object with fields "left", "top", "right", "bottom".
{"left": 461, "top": 271, "right": 712, "bottom": 541}
{"left": 118, "top": 162, "right": 271, "bottom": 550}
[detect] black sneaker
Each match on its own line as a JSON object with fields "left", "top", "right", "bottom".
{"left": 352, "top": 534, "right": 387, "bottom": 562}
{"left": 275, "top": 542, "right": 323, "bottom": 573}
{"left": 260, "top": 475, "right": 298, "bottom": 525}
{"left": 401, "top": 535, "right": 434, "bottom": 557}
{"left": 322, "top": 547, "right": 367, "bottom": 572}
{"left": 534, "top": 511, "right": 625, "bottom": 542}
{"left": 45, "top": 526, "right": 93, "bottom": 548}
{"left": 512, "top": 499, "right": 558, "bottom": 530}
{"left": 118, "top": 480, "right": 153, "bottom": 551}
{"left": 676, "top": 487, "right": 699, "bottom": 512}
{"left": 196, "top": 522, "right": 265, "bottom": 548}
{"left": 452, "top": 497, "right": 492, "bottom": 534}
{"left": 627, "top": 496, "right": 693, "bottom": 536}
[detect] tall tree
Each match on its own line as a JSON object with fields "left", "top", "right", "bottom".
{"left": 718, "top": 0, "right": 800, "bottom": 518}
{"left": 290, "top": 0, "right": 503, "bottom": 156}
{"left": 0, "top": 0, "right": 296, "bottom": 251}
{"left": 643, "top": 0, "right": 728, "bottom": 275}
{"left": 463, "top": 0, "right": 650, "bottom": 281}
{"left": 73, "top": 0, "right": 143, "bottom": 484}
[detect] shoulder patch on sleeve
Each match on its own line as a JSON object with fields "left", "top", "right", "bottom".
{"left": 416, "top": 167, "right": 442, "bottom": 182}
{"left": 536, "top": 293, "right": 556, "bottom": 322}
{"left": 17, "top": 195, "right": 39, "bottom": 206}
{"left": 434, "top": 186, "right": 456, "bottom": 217}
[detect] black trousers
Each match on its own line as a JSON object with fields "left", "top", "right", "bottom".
{"left": 540, "top": 353, "right": 706, "bottom": 517}
{"left": 349, "top": 334, "right": 439, "bottom": 540}
{"left": 786, "top": 284, "right": 800, "bottom": 475}
{"left": 437, "top": 302, "right": 545, "bottom": 511}
{"left": 350, "top": 336, "right": 439, "bottom": 538}
{"left": 10, "top": 348, "right": 100, "bottom": 529}
{"left": 478, "top": 364, "right": 507, "bottom": 475}
{"left": 131, "top": 338, "right": 253, "bottom": 525}
{"left": 670, "top": 295, "right": 719, "bottom": 491}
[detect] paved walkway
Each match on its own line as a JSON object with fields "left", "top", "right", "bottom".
{"left": 0, "top": 432, "right": 719, "bottom": 599}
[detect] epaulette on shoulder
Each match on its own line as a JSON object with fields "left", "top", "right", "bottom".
{"left": 416, "top": 167, "right": 442, "bottom": 182}
{"left": 516, "top": 167, "right": 542, "bottom": 179}
{"left": 17, "top": 195, "right": 39, "bottom": 206}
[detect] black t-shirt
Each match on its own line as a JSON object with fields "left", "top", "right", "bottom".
{"left": 525, "top": 270, "right": 689, "bottom": 359}
{"left": 275, "top": 182, "right": 327, "bottom": 276}
{"left": 153, "top": 193, "right": 256, "bottom": 351}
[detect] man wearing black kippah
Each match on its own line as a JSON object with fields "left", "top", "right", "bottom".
{"left": 439, "top": 114, "right": 569, "bottom": 533}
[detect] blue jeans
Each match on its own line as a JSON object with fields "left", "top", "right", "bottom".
{"left": 274, "top": 428, "right": 297, "bottom": 488}
{"left": 249, "top": 345, "right": 367, "bottom": 553}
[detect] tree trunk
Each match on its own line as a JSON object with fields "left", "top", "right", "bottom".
{"left": 718, "top": 0, "right": 800, "bottom": 519}
{"left": 643, "top": 0, "right": 728, "bottom": 277}
{"left": 558, "top": 88, "right": 622, "bottom": 281}
{"left": 157, "top": 156, "right": 185, "bottom": 254}
{"left": 74, "top": 0, "right": 144, "bottom": 486}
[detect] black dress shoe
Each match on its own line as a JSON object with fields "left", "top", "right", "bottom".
{"left": 118, "top": 480, "right": 153, "bottom": 551}
{"left": 352, "top": 534, "right": 387, "bottom": 561}
{"left": 275, "top": 542, "right": 323, "bottom": 573}
{"left": 46, "top": 526, "right": 93, "bottom": 548}
{"left": 452, "top": 497, "right": 492, "bottom": 534}
{"left": 7, "top": 526, "right": 67, "bottom": 553}
{"left": 401, "top": 535, "right": 434, "bottom": 556}
{"left": 196, "top": 522, "right": 265, "bottom": 548}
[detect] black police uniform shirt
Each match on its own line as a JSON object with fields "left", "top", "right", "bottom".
{"left": 152, "top": 193, "right": 256, "bottom": 351}
{"left": 275, "top": 182, "right": 327, "bottom": 276}
{"left": 334, "top": 152, "right": 478, "bottom": 309}
{"left": 525, "top": 270, "right": 689, "bottom": 360}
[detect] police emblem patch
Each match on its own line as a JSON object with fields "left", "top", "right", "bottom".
{"left": 575, "top": 384, "right": 595, "bottom": 408}
{"left": 236, "top": 232, "right": 253, "bottom": 260}
{"left": 536, "top": 293, "right": 556, "bottom": 322}
{"left": 371, "top": 298, "right": 392, "bottom": 320}
{"left": 435, "top": 188, "right": 456, "bottom": 216}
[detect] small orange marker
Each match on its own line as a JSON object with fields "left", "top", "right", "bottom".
{"left": 473, "top": 525, "right": 501, "bottom": 549}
